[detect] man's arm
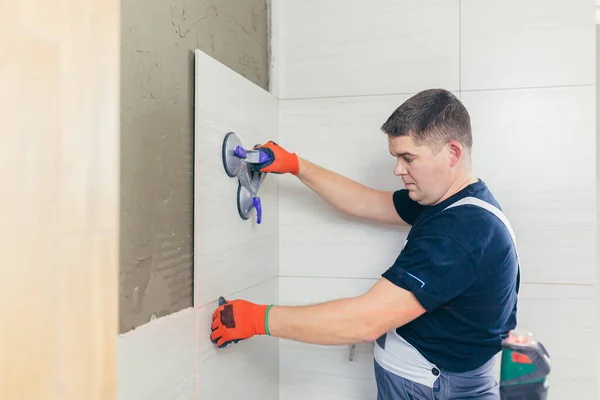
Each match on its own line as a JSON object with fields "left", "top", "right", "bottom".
{"left": 267, "top": 277, "right": 425, "bottom": 344}
{"left": 252, "top": 142, "right": 409, "bottom": 226}
{"left": 210, "top": 278, "right": 426, "bottom": 347}
{"left": 296, "top": 158, "right": 408, "bottom": 226}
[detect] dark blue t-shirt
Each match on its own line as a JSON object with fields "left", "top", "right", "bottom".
{"left": 382, "top": 179, "right": 519, "bottom": 373}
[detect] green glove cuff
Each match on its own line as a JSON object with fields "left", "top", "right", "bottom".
{"left": 265, "top": 304, "right": 273, "bottom": 336}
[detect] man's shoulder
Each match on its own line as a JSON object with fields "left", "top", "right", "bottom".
{"left": 417, "top": 201, "right": 503, "bottom": 233}
{"left": 413, "top": 185, "right": 510, "bottom": 248}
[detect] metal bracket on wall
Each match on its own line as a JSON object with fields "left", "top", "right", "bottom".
{"left": 348, "top": 342, "right": 375, "bottom": 362}
{"left": 221, "top": 132, "right": 270, "bottom": 224}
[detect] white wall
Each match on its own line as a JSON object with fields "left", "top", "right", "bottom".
{"left": 275, "top": 0, "right": 597, "bottom": 399}
{"left": 116, "top": 50, "right": 280, "bottom": 400}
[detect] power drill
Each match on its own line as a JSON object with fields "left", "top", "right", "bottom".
{"left": 499, "top": 330, "right": 551, "bottom": 399}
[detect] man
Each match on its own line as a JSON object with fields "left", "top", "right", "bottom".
{"left": 210, "top": 89, "right": 519, "bottom": 399}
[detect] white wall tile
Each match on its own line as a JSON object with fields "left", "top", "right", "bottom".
{"left": 279, "top": 276, "right": 378, "bottom": 305}
{"left": 461, "top": 0, "right": 595, "bottom": 90}
{"left": 278, "top": 0, "right": 460, "bottom": 99}
{"left": 198, "top": 278, "right": 279, "bottom": 400}
{"left": 279, "top": 95, "right": 410, "bottom": 178}
{"left": 279, "top": 96, "right": 418, "bottom": 278}
{"left": 461, "top": 86, "right": 596, "bottom": 285}
{"left": 509, "top": 283, "right": 598, "bottom": 399}
{"left": 280, "top": 341, "right": 377, "bottom": 400}
{"left": 194, "top": 50, "right": 279, "bottom": 306}
{"left": 117, "top": 308, "right": 196, "bottom": 400}
{"left": 118, "top": 278, "right": 279, "bottom": 400}
{"left": 279, "top": 277, "right": 378, "bottom": 400}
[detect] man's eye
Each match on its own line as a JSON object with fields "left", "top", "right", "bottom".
{"left": 404, "top": 157, "right": 413, "bottom": 164}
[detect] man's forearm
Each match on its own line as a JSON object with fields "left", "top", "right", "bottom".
{"left": 297, "top": 158, "right": 377, "bottom": 219}
{"left": 266, "top": 297, "right": 379, "bottom": 345}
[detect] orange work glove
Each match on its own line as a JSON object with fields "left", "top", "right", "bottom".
{"left": 252, "top": 141, "right": 300, "bottom": 175}
{"left": 210, "top": 297, "right": 273, "bottom": 348}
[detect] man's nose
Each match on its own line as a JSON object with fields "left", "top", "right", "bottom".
{"left": 394, "top": 161, "right": 407, "bottom": 176}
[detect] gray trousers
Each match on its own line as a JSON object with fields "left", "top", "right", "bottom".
{"left": 374, "top": 357, "right": 499, "bottom": 399}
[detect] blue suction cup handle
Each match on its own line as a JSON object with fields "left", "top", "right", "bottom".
{"left": 235, "top": 145, "right": 272, "bottom": 165}
{"left": 257, "top": 150, "right": 271, "bottom": 164}
{"left": 235, "top": 146, "right": 247, "bottom": 158}
{"left": 253, "top": 196, "right": 262, "bottom": 224}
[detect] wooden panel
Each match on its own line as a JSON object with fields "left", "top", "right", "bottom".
{"left": 0, "top": 0, "right": 120, "bottom": 399}
{"left": 193, "top": 49, "right": 279, "bottom": 306}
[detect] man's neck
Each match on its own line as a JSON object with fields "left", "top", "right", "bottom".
{"left": 433, "top": 170, "right": 478, "bottom": 206}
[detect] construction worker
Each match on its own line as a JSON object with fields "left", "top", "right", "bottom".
{"left": 210, "top": 88, "right": 520, "bottom": 399}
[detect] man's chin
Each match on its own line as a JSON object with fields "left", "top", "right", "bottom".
{"left": 409, "top": 191, "right": 430, "bottom": 205}
{"left": 408, "top": 191, "right": 421, "bottom": 202}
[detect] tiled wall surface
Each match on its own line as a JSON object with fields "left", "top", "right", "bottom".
{"left": 461, "top": 86, "right": 596, "bottom": 285}
{"left": 278, "top": 95, "right": 412, "bottom": 279}
{"left": 460, "top": 0, "right": 595, "bottom": 91}
{"left": 116, "top": 50, "right": 280, "bottom": 399}
{"left": 276, "top": 0, "right": 597, "bottom": 398}
{"left": 193, "top": 50, "right": 279, "bottom": 306}
{"left": 192, "top": 50, "right": 280, "bottom": 398}
{"left": 117, "top": 278, "right": 279, "bottom": 400}
{"left": 278, "top": 0, "right": 460, "bottom": 99}
{"left": 278, "top": 277, "right": 378, "bottom": 399}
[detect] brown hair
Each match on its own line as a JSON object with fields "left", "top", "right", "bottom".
{"left": 381, "top": 89, "right": 472, "bottom": 153}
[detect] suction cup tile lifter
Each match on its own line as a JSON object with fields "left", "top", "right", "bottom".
{"left": 221, "top": 132, "right": 271, "bottom": 224}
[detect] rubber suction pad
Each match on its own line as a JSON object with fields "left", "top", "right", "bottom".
{"left": 237, "top": 183, "right": 252, "bottom": 220}
{"left": 222, "top": 132, "right": 243, "bottom": 177}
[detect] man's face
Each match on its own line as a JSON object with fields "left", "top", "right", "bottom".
{"left": 388, "top": 135, "right": 454, "bottom": 206}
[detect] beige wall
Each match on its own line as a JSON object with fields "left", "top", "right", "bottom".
{"left": 119, "top": 0, "right": 269, "bottom": 333}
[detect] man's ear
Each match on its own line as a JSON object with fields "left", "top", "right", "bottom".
{"left": 447, "top": 141, "right": 463, "bottom": 167}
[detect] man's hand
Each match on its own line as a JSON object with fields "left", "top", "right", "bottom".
{"left": 210, "top": 297, "right": 273, "bottom": 348}
{"left": 252, "top": 141, "right": 299, "bottom": 175}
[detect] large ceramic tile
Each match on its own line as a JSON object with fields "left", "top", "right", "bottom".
{"left": 279, "top": 95, "right": 413, "bottom": 179}
{"left": 508, "top": 283, "right": 598, "bottom": 399}
{"left": 461, "top": 0, "right": 595, "bottom": 90}
{"left": 117, "top": 278, "right": 278, "bottom": 400}
{"left": 117, "top": 308, "right": 196, "bottom": 400}
{"left": 278, "top": 0, "right": 460, "bottom": 99}
{"left": 278, "top": 96, "right": 422, "bottom": 278}
{"left": 279, "top": 277, "right": 378, "bottom": 400}
{"left": 279, "top": 206, "right": 408, "bottom": 278}
{"left": 194, "top": 49, "right": 279, "bottom": 306}
{"left": 197, "top": 278, "right": 279, "bottom": 400}
{"left": 279, "top": 277, "right": 378, "bottom": 305}
{"left": 461, "top": 86, "right": 596, "bottom": 285}
{"left": 279, "top": 340, "right": 377, "bottom": 400}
